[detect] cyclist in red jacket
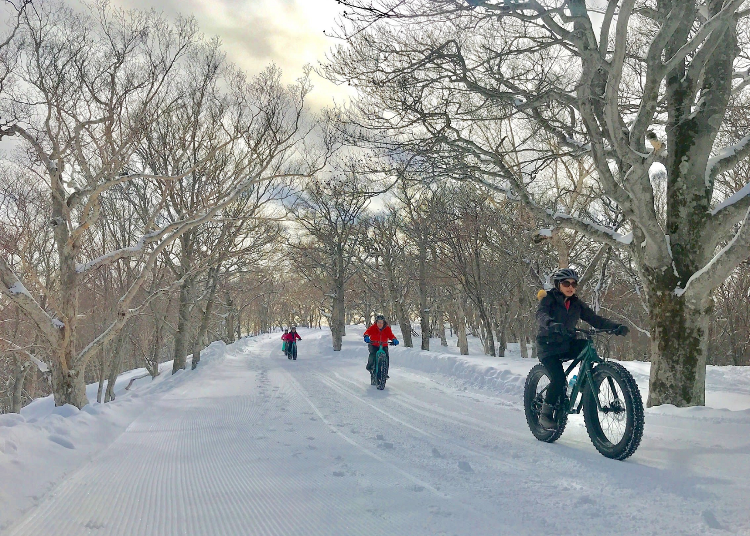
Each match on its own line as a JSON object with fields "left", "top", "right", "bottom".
{"left": 364, "top": 315, "right": 399, "bottom": 376}
{"left": 281, "top": 329, "right": 289, "bottom": 353}
{"left": 282, "top": 327, "right": 302, "bottom": 359}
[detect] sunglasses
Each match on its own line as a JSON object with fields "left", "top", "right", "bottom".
{"left": 560, "top": 280, "right": 578, "bottom": 288}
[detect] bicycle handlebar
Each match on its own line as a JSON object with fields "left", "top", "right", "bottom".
{"left": 574, "top": 328, "right": 618, "bottom": 335}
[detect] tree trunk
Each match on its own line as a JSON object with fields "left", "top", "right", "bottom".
{"left": 10, "top": 360, "right": 32, "bottom": 413}
{"left": 193, "top": 275, "right": 220, "bottom": 369}
{"left": 435, "top": 307, "right": 447, "bottom": 346}
{"left": 455, "top": 302, "right": 469, "bottom": 356}
{"left": 495, "top": 319, "right": 506, "bottom": 358}
{"left": 383, "top": 251, "right": 413, "bottom": 348}
{"left": 396, "top": 300, "right": 412, "bottom": 348}
{"left": 647, "top": 288, "right": 709, "bottom": 407}
{"left": 172, "top": 275, "right": 194, "bottom": 373}
{"left": 147, "top": 307, "right": 166, "bottom": 378}
{"left": 46, "top": 169, "right": 87, "bottom": 407}
{"left": 50, "top": 352, "right": 87, "bottom": 408}
{"left": 477, "top": 303, "right": 496, "bottom": 357}
{"left": 416, "top": 239, "right": 430, "bottom": 351}
{"left": 96, "top": 348, "right": 106, "bottom": 403}
{"left": 104, "top": 334, "right": 126, "bottom": 403}
{"left": 224, "top": 289, "right": 235, "bottom": 344}
{"left": 518, "top": 324, "right": 529, "bottom": 359}
{"left": 331, "top": 277, "right": 345, "bottom": 351}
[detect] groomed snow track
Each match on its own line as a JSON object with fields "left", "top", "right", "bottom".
{"left": 3, "top": 329, "right": 750, "bottom": 535}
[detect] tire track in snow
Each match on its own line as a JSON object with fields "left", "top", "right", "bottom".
{"left": 316, "top": 372, "right": 526, "bottom": 474}
{"left": 282, "top": 368, "right": 449, "bottom": 499}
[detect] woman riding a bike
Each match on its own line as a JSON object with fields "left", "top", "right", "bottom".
{"left": 364, "top": 315, "right": 399, "bottom": 378}
{"left": 536, "top": 268, "right": 629, "bottom": 430}
{"left": 283, "top": 326, "right": 301, "bottom": 359}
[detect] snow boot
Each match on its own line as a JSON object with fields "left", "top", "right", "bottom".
{"left": 538, "top": 403, "right": 557, "bottom": 430}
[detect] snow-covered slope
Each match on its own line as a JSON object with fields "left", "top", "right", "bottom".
{"left": 1, "top": 328, "right": 749, "bottom": 535}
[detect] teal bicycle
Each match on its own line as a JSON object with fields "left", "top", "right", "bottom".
{"left": 524, "top": 328, "right": 644, "bottom": 460}
{"left": 369, "top": 342, "right": 391, "bottom": 390}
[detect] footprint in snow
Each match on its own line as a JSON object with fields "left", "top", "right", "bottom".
{"left": 428, "top": 505, "right": 452, "bottom": 517}
{"left": 702, "top": 510, "right": 726, "bottom": 531}
{"left": 457, "top": 461, "right": 473, "bottom": 473}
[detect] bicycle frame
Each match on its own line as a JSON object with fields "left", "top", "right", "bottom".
{"left": 563, "top": 338, "right": 605, "bottom": 414}
{"left": 373, "top": 343, "right": 388, "bottom": 378}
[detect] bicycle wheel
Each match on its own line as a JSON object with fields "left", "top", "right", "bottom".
{"left": 524, "top": 364, "right": 567, "bottom": 443}
{"left": 376, "top": 349, "right": 387, "bottom": 390}
{"left": 582, "top": 362, "right": 644, "bottom": 460}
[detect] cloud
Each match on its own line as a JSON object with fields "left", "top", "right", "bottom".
{"left": 113, "top": 0, "right": 354, "bottom": 110}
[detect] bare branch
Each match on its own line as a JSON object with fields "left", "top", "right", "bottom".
{"left": 0, "top": 256, "right": 62, "bottom": 347}
{"left": 679, "top": 206, "right": 750, "bottom": 300}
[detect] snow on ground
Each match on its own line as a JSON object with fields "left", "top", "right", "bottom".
{"left": 1, "top": 328, "right": 749, "bottom": 535}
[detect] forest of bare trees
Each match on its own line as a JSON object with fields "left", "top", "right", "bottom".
{"left": 2, "top": 0, "right": 750, "bottom": 413}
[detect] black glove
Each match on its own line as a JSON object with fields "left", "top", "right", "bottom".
{"left": 548, "top": 323, "right": 566, "bottom": 335}
{"left": 613, "top": 325, "right": 630, "bottom": 336}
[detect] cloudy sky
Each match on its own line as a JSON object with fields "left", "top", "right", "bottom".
{"left": 115, "top": 0, "right": 353, "bottom": 110}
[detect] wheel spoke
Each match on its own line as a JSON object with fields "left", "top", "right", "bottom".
{"left": 596, "top": 372, "right": 626, "bottom": 445}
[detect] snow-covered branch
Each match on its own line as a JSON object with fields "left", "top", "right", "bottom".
{"left": 732, "top": 67, "right": 750, "bottom": 95}
{"left": 705, "top": 134, "right": 750, "bottom": 187}
{"left": 677, "top": 206, "right": 750, "bottom": 300}
{"left": 0, "top": 337, "right": 49, "bottom": 372}
{"left": 0, "top": 256, "right": 62, "bottom": 347}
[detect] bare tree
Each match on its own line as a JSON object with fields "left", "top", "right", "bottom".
{"left": 291, "top": 167, "right": 374, "bottom": 351}
{"left": 395, "top": 179, "right": 441, "bottom": 351}
{"left": 368, "top": 210, "right": 414, "bottom": 347}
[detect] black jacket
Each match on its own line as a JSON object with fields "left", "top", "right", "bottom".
{"left": 536, "top": 288, "right": 619, "bottom": 359}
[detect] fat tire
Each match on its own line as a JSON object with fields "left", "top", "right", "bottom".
{"left": 582, "top": 361, "right": 644, "bottom": 460}
{"left": 377, "top": 355, "right": 387, "bottom": 390}
{"left": 524, "top": 364, "right": 568, "bottom": 443}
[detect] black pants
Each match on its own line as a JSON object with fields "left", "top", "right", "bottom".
{"left": 540, "top": 339, "right": 588, "bottom": 404}
{"left": 367, "top": 344, "right": 389, "bottom": 373}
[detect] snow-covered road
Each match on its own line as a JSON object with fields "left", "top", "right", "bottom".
{"left": 3, "top": 328, "right": 750, "bottom": 535}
